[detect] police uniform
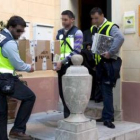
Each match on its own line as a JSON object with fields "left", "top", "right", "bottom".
{"left": 91, "top": 20, "right": 120, "bottom": 122}
{"left": 0, "top": 29, "right": 36, "bottom": 140}
{"left": 56, "top": 26, "right": 79, "bottom": 118}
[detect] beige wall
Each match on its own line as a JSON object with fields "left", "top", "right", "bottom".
{"left": 112, "top": 0, "right": 140, "bottom": 82}
{"left": 111, "top": 0, "right": 140, "bottom": 117}
{"left": 0, "top": 0, "right": 61, "bottom": 39}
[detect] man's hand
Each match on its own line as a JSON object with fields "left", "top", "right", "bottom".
{"left": 102, "top": 52, "right": 111, "bottom": 59}
{"left": 29, "top": 63, "right": 34, "bottom": 72}
{"left": 55, "top": 61, "right": 62, "bottom": 71}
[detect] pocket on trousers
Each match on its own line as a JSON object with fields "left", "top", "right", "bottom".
{"left": 0, "top": 74, "right": 17, "bottom": 96}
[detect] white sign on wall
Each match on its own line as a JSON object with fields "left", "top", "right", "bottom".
{"left": 124, "top": 11, "right": 136, "bottom": 34}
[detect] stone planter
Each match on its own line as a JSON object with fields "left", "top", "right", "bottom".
{"left": 62, "top": 55, "right": 92, "bottom": 123}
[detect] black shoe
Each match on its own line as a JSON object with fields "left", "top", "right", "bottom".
{"left": 104, "top": 121, "right": 115, "bottom": 129}
{"left": 96, "top": 118, "right": 114, "bottom": 122}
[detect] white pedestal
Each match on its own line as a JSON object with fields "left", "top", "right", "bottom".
{"left": 55, "top": 120, "right": 98, "bottom": 140}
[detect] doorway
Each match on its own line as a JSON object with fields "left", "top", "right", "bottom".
{"left": 79, "top": 0, "right": 112, "bottom": 31}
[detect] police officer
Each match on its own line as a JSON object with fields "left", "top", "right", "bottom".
{"left": 0, "top": 16, "right": 36, "bottom": 140}
{"left": 56, "top": 10, "right": 83, "bottom": 118}
{"left": 90, "top": 7, "right": 124, "bottom": 129}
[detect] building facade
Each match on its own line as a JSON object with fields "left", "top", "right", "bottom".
{"left": 1, "top": 0, "right": 140, "bottom": 123}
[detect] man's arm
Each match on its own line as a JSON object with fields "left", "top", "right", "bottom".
{"left": 2, "top": 40, "right": 32, "bottom": 72}
{"left": 61, "top": 30, "right": 83, "bottom": 64}
{"left": 109, "top": 26, "right": 124, "bottom": 57}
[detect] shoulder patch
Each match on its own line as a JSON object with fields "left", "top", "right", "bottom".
{"left": 59, "top": 34, "right": 64, "bottom": 40}
{"left": 0, "top": 34, "right": 6, "bottom": 43}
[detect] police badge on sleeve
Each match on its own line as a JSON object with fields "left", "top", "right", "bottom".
{"left": 0, "top": 34, "right": 6, "bottom": 43}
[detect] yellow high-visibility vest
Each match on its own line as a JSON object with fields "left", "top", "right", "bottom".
{"left": 90, "top": 21, "right": 115, "bottom": 65}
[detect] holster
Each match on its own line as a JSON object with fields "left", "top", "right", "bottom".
{"left": 0, "top": 73, "right": 18, "bottom": 96}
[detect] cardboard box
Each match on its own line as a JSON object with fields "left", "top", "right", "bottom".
{"left": 18, "top": 40, "right": 53, "bottom": 71}
{"left": 54, "top": 41, "right": 61, "bottom": 55}
{"left": 18, "top": 40, "right": 32, "bottom": 64}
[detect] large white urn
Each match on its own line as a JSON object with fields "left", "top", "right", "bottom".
{"left": 62, "top": 54, "right": 92, "bottom": 123}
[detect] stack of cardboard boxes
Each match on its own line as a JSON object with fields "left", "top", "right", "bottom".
{"left": 18, "top": 40, "right": 60, "bottom": 71}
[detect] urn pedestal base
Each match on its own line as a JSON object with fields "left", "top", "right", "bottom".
{"left": 64, "top": 113, "right": 90, "bottom": 123}
{"left": 55, "top": 120, "right": 99, "bottom": 140}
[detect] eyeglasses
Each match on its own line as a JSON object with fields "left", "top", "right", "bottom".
{"left": 16, "top": 29, "right": 24, "bottom": 33}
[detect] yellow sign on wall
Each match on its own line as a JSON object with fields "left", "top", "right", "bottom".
{"left": 124, "top": 11, "right": 136, "bottom": 34}
{"left": 124, "top": 16, "right": 135, "bottom": 28}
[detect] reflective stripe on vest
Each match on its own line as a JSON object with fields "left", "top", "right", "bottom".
{"left": 90, "top": 21, "right": 114, "bottom": 35}
{"left": 0, "top": 47, "right": 15, "bottom": 74}
{"left": 95, "top": 54, "right": 101, "bottom": 65}
{"left": 90, "top": 26, "right": 94, "bottom": 33}
{"left": 60, "top": 37, "right": 74, "bottom": 60}
{"left": 98, "top": 21, "right": 114, "bottom": 36}
{"left": 0, "top": 68, "right": 14, "bottom": 74}
{"left": 90, "top": 21, "right": 114, "bottom": 65}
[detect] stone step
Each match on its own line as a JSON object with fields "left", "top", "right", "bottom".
{"left": 98, "top": 121, "right": 140, "bottom": 140}
{"left": 85, "top": 100, "right": 103, "bottom": 120}
{"left": 85, "top": 101, "right": 123, "bottom": 121}
{"left": 8, "top": 112, "right": 140, "bottom": 140}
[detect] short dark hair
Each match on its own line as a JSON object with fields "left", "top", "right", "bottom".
{"left": 90, "top": 7, "right": 104, "bottom": 15}
{"left": 61, "top": 10, "right": 75, "bottom": 19}
{"left": 7, "top": 16, "right": 26, "bottom": 28}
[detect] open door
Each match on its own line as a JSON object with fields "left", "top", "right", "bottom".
{"left": 79, "top": 0, "right": 112, "bottom": 31}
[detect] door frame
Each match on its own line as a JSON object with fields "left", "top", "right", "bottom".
{"left": 78, "top": 0, "right": 82, "bottom": 28}
{"left": 78, "top": 0, "right": 112, "bottom": 28}
{"left": 107, "top": 0, "right": 112, "bottom": 21}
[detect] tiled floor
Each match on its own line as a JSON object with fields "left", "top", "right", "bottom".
{"left": 8, "top": 111, "right": 140, "bottom": 140}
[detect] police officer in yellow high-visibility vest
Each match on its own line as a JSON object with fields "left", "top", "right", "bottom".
{"left": 56, "top": 10, "right": 83, "bottom": 118}
{"left": 90, "top": 7, "right": 124, "bottom": 129}
{"left": 0, "top": 16, "right": 36, "bottom": 140}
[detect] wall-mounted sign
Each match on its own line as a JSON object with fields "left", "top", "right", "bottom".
{"left": 124, "top": 11, "right": 136, "bottom": 34}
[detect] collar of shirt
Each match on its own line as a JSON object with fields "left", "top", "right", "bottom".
{"left": 3, "top": 28, "right": 14, "bottom": 39}
{"left": 97, "top": 18, "right": 107, "bottom": 30}
{"left": 64, "top": 29, "right": 68, "bottom": 35}
{"left": 64, "top": 29, "right": 68, "bottom": 32}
